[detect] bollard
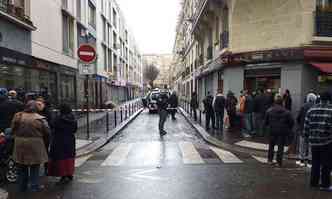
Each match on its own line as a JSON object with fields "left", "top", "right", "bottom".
{"left": 120, "top": 108, "right": 123, "bottom": 122}
{"left": 106, "top": 111, "right": 110, "bottom": 133}
{"left": 114, "top": 110, "right": 117, "bottom": 127}
{"left": 125, "top": 105, "right": 128, "bottom": 119}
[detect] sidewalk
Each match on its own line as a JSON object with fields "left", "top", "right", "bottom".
{"left": 179, "top": 106, "right": 290, "bottom": 157}
{"left": 0, "top": 188, "right": 7, "bottom": 199}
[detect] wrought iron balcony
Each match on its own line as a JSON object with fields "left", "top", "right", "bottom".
{"left": 0, "top": 0, "right": 35, "bottom": 29}
{"left": 220, "top": 31, "right": 229, "bottom": 49}
{"left": 315, "top": 11, "right": 332, "bottom": 37}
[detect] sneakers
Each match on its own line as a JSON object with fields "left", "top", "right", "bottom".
{"left": 320, "top": 186, "right": 332, "bottom": 192}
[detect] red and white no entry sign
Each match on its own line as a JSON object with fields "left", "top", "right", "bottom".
{"left": 78, "top": 44, "right": 96, "bottom": 63}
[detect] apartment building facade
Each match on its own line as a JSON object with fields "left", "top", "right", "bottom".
{"left": 143, "top": 54, "right": 173, "bottom": 89}
{"left": 173, "top": 0, "right": 332, "bottom": 113}
{"left": 0, "top": 0, "right": 143, "bottom": 108}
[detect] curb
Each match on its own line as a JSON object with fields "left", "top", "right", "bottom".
{"left": 76, "top": 108, "right": 144, "bottom": 158}
{"left": 179, "top": 108, "right": 267, "bottom": 158}
{"left": 0, "top": 189, "right": 8, "bottom": 199}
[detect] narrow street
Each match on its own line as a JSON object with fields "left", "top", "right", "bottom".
{"left": 5, "top": 111, "right": 330, "bottom": 199}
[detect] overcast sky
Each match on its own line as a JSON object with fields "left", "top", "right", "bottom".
{"left": 117, "top": 0, "right": 181, "bottom": 55}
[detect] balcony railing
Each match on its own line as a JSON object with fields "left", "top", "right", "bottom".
{"left": 316, "top": 11, "right": 332, "bottom": 37}
{"left": 0, "top": 0, "right": 34, "bottom": 27}
{"left": 220, "top": 31, "right": 229, "bottom": 49}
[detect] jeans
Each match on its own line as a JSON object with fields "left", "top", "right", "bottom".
{"left": 205, "top": 112, "right": 215, "bottom": 130}
{"left": 243, "top": 113, "right": 253, "bottom": 134}
{"left": 215, "top": 111, "right": 224, "bottom": 132}
{"left": 253, "top": 113, "right": 264, "bottom": 136}
{"left": 268, "top": 135, "right": 286, "bottom": 165}
{"left": 192, "top": 108, "right": 197, "bottom": 121}
{"left": 17, "top": 164, "right": 40, "bottom": 192}
{"left": 159, "top": 109, "right": 168, "bottom": 133}
{"left": 298, "top": 135, "right": 311, "bottom": 160}
{"left": 310, "top": 143, "right": 332, "bottom": 188}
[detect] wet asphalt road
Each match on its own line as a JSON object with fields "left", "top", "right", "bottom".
{"left": 5, "top": 110, "right": 331, "bottom": 199}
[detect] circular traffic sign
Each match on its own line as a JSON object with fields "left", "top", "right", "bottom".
{"left": 78, "top": 44, "right": 96, "bottom": 63}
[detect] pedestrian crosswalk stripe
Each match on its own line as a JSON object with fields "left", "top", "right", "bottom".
{"left": 252, "top": 156, "right": 276, "bottom": 164}
{"left": 75, "top": 154, "right": 93, "bottom": 168}
{"left": 101, "top": 143, "right": 133, "bottom": 166}
{"left": 235, "top": 140, "right": 288, "bottom": 152}
{"left": 178, "top": 142, "right": 204, "bottom": 164}
{"left": 210, "top": 146, "right": 243, "bottom": 163}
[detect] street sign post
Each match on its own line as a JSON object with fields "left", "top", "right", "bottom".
{"left": 78, "top": 44, "right": 97, "bottom": 140}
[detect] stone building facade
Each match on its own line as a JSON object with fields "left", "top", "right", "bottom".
{"left": 173, "top": 0, "right": 332, "bottom": 113}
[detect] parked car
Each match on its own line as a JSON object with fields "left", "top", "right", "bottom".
{"left": 147, "top": 90, "right": 170, "bottom": 114}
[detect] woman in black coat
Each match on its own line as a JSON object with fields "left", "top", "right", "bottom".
{"left": 48, "top": 104, "right": 78, "bottom": 184}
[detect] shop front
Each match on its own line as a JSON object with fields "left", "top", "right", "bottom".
{"left": 244, "top": 67, "right": 281, "bottom": 93}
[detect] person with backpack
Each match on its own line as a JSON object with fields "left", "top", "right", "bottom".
{"left": 213, "top": 89, "right": 226, "bottom": 135}
{"left": 190, "top": 92, "right": 199, "bottom": 121}
{"left": 225, "top": 91, "right": 238, "bottom": 131}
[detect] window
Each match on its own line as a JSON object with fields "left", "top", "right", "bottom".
{"left": 103, "top": 46, "right": 107, "bottom": 71}
{"left": 108, "top": 50, "right": 112, "bottom": 73}
{"left": 101, "top": 0, "right": 104, "bottom": 13}
{"left": 108, "top": 25, "right": 112, "bottom": 46}
{"left": 102, "top": 18, "right": 106, "bottom": 41}
{"left": 317, "top": 0, "right": 332, "bottom": 11}
{"left": 76, "top": 0, "right": 81, "bottom": 20}
{"left": 88, "top": 2, "right": 96, "bottom": 29}
{"left": 112, "top": 8, "right": 117, "bottom": 28}
{"left": 62, "top": 14, "right": 74, "bottom": 56}
{"left": 62, "top": 0, "right": 68, "bottom": 9}
{"left": 113, "top": 32, "right": 117, "bottom": 49}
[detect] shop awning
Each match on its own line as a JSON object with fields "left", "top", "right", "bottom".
{"left": 311, "top": 62, "right": 332, "bottom": 74}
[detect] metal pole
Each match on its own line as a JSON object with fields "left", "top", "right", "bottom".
{"left": 106, "top": 111, "right": 109, "bottom": 134}
{"left": 85, "top": 75, "right": 90, "bottom": 140}
{"left": 114, "top": 110, "right": 117, "bottom": 127}
{"left": 120, "top": 108, "right": 123, "bottom": 122}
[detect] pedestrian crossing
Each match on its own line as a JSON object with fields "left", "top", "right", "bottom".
{"left": 75, "top": 141, "right": 277, "bottom": 168}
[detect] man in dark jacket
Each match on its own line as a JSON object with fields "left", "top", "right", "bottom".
{"left": 168, "top": 91, "right": 178, "bottom": 120}
{"left": 243, "top": 90, "right": 254, "bottom": 137}
{"left": 190, "top": 92, "right": 199, "bottom": 121}
{"left": 213, "top": 89, "right": 226, "bottom": 134}
{"left": 203, "top": 92, "right": 215, "bottom": 130}
{"left": 157, "top": 92, "right": 169, "bottom": 136}
{"left": 0, "top": 90, "right": 24, "bottom": 133}
{"left": 265, "top": 95, "right": 294, "bottom": 167}
{"left": 304, "top": 92, "right": 332, "bottom": 191}
{"left": 226, "top": 91, "right": 237, "bottom": 130}
{"left": 253, "top": 90, "right": 266, "bottom": 136}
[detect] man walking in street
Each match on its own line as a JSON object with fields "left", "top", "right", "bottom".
{"left": 190, "top": 92, "right": 199, "bottom": 121}
{"left": 213, "top": 89, "right": 226, "bottom": 135}
{"left": 304, "top": 91, "right": 332, "bottom": 192}
{"left": 157, "top": 91, "right": 169, "bottom": 136}
{"left": 265, "top": 95, "right": 294, "bottom": 167}
{"left": 168, "top": 91, "right": 178, "bottom": 120}
{"left": 203, "top": 92, "right": 215, "bottom": 130}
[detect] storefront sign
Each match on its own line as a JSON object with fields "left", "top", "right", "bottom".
{"left": 0, "top": 47, "right": 32, "bottom": 66}
{"left": 220, "top": 48, "right": 304, "bottom": 66}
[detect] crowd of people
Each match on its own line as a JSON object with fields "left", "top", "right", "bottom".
{"left": 189, "top": 88, "right": 332, "bottom": 191}
{"left": 0, "top": 88, "right": 78, "bottom": 192}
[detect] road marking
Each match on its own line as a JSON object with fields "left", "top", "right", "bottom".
{"left": 252, "top": 156, "right": 276, "bottom": 164}
{"left": 235, "top": 140, "right": 288, "bottom": 152}
{"left": 210, "top": 146, "right": 243, "bottom": 163}
{"left": 178, "top": 142, "right": 204, "bottom": 164}
{"left": 101, "top": 143, "right": 133, "bottom": 166}
{"left": 75, "top": 154, "right": 93, "bottom": 168}
{"left": 76, "top": 139, "right": 92, "bottom": 149}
